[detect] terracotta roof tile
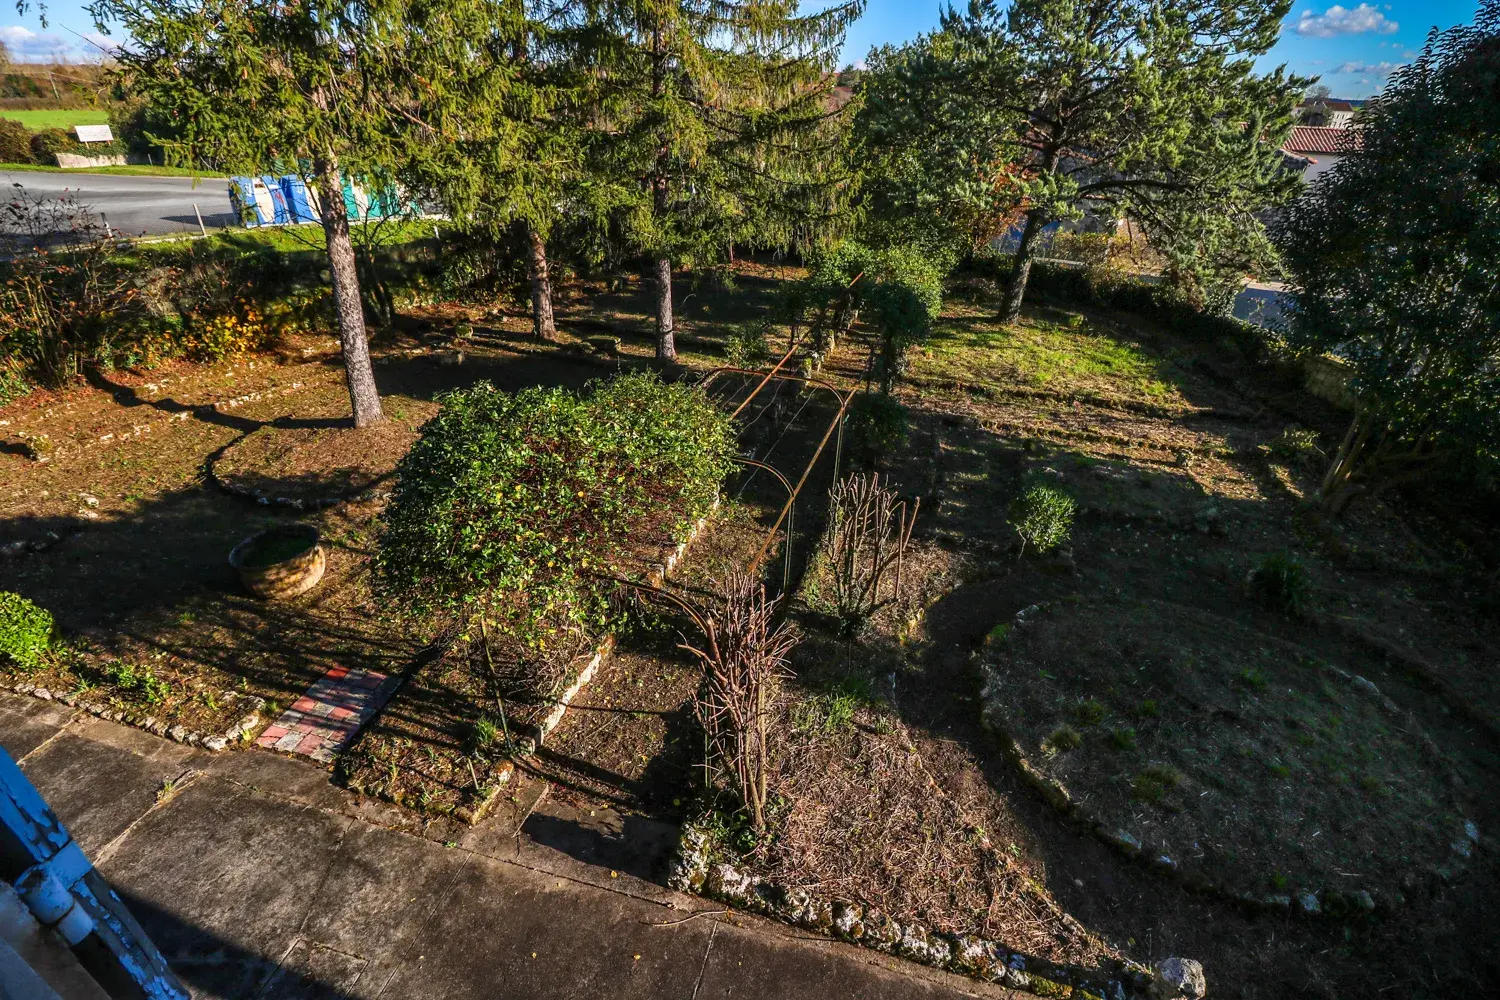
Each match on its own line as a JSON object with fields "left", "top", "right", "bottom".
{"left": 1285, "top": 125, "right": 1363, "bottom": 155}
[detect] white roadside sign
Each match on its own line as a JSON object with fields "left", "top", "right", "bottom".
{"left": 74, "top": 124, "right": 114, "bottom": 143}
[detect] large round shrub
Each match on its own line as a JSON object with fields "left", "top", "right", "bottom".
{"left": 378, "top": 371, "right": 733, "bottom": 640}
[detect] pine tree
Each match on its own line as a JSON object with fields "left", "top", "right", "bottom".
{"left": 424, "top": 2, "right": 598, "bottom": 342}
{"left": 88, "top": 0, "right": 515, "bottom": 427}
{"left": 861, "top": 0, "right": 1304, "bottom": 324}
{"left": 592, "top": 0, "right": 864, "bottom": 361}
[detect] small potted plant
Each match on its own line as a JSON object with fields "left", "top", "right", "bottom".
{"left": 228, "top": 523, "right": 325, "bottom": 599}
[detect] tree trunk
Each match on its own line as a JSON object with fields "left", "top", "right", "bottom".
{"left": 314, "top": 152, "right": 383, "bottom": 428}
{"left": 525, "top": 222, "right": 558, "bottom": 342}
{"left": 649, "top": 20, "right": 677, "bottom": 363}
{"left": 1320, "top": 410, "right": 1375, "bottom": 512}
{"left": 1000, "top": 211, "right": 1045, "bottom": 325}
{"left": 653, "top": 256, "right": 677, "bottom": 361}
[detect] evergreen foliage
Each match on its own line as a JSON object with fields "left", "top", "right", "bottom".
{"left": 856, "top": 0, "right": 1304, "bottom": 323}
{"left": 85, "top": 0, "right": 521, "bottom": 426}
{"left": 378, "top": 372, "right": 733, "bottom": 645}
{"left": 588, "top": 0, "right": 865, "bottom": 360}
{"left": 1276, "top": 1, "right": 1500, "bottom": 512}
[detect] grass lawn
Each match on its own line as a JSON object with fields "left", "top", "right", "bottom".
{"left": 0, "top": 162, "right": 227, "bottom": 178}
{"left": 0, "top": 108, "right": 111, "bottom": 131}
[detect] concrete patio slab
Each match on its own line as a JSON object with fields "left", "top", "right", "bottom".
{"left": 99, "top": 777, "right": 354, "bottom": 999}
{"left": 372, "top": 849, "right": 715, "bottom": 1000}
{"left": 17, "top": 732, "right": 191, "bottom": 857}
{"left": 2, "top": 689, "right": 1019, "bottom": 1000}
{"left": 0, "top": 696, "right": 77, "bottom": 759}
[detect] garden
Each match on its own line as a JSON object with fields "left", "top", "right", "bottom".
{"left": 3, "top": 244, "right": 1494, "bottom": 999}
{"left": 2, "top": 1, "right": 1499, "bottom": 999}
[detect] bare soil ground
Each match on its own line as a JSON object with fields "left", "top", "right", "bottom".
{"left": 838, "top": 285, "right": 1500, "bottom": 999}
{"left": 981, "top": 596, "right": 1463, "bottom": 903}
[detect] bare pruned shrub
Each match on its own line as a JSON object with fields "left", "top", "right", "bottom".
{"left": 682, "top": 572, "right": 799, "bottom": 832}
{"left": 813, "top": 473, "right": 919, "bottom": 632}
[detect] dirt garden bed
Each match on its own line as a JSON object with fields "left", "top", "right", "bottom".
{"left": 977, "top": 597, "right": 1469, "bottom": 910}
{"left": 210, "top": 408, "right": 435, "bottom": 505}
{"left": 336, "top": 499, "right": 760, "bottom": 822}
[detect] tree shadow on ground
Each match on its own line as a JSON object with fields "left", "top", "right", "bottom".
{"left": 864, "top": 378, "right": 1500, "bottom": 1000}
{"left": 115, "top": 888, "right": 365, "bottom": 1000}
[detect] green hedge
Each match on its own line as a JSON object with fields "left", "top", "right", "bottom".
{"left": 378, "top": 372, "right": 733, "bottom": 646}
{"left": 0, "top": 223, "right": 443, "bottom": 404}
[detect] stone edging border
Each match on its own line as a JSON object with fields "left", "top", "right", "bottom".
{"left": 208, "top": 460, "right": 388, "bottom": 511}
{"left": 666, "top": 823, "right": 1192, "bottom": 1000}
{"left": 976, "top": 602, "right": 1482, "bottom": 921}
{"left": 1, "top": 680, "right": 264, "bottom": 753}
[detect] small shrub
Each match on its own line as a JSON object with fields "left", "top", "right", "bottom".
{"left": 1266, "top": 427, "right": 1324, "bottom": 469}
{"left": 1237, "top": 667, "right": 1269, "bottom": 691}
{"left": 1074, "top": 698, "right": 1107, "bottom": 726}
{"left": 187, "top": 309, "right": 280, "bottom": 362}
{"left": 806, "top": 473, "right": 919, "bottom": 633}
{"left": 792, "top": 690, "right": 859, "bottom": 736}
{"left": 1044, "top": 725, "right": 1083, "bottom": 753}
{"left": 1131, "top": 763, "right": 1184, "bottom": 803}
{"left": 1109, "top": 726, "right": 1138, "bottom": 750}
{"left": 0, "top": 118, "right": 34, "bottom": 164}
{"left": 845, "top": 392, "right": 909, "bottom": 466}
{"left": 1009, "top": 484, "right": 1076, "bottom": 556}
{"left": 683, "top": 573, "right": 800, "bottom": 832}
{"left": 1249, "top": 552, "right": 1311, "bottom": 616}
{"left": 471, "top": 716, "right": 500, "bottom": 751}
{"left": 724, "top": 320, "right": 772, "bottom": 369}
{"left": 1134, "top": 698, "right": 1159, "bottom": 718}
{"left": 0, "top": 592, "right": 54, "bottom": 671}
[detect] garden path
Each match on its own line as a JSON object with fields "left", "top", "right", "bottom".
{"left": 255, "top": 666, "right": 400, "bottom": 763}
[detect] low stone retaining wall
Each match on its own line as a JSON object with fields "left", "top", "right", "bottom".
{"left": 54, "top": 153, "right": 128, "bottom": 169}
{"left": 667, "top": 823, "right": 1207, "bottom": 1000}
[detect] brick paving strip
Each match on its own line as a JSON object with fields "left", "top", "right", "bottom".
{"left": 256, "top": 667, "right": 401, "bottom": 764}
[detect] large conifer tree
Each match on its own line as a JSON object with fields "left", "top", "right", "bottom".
{"left": 593, "top": 0, "right": 864, "bottom": 361}
{"left": 860, "top": 0, "right": 1303, "bottom": 324}
{"left": 87, "top": 0, "right": 516, "bottom": 426}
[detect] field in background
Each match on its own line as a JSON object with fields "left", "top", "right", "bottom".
{"left": 0, "top": 108, "right": 112, "bottom": 131}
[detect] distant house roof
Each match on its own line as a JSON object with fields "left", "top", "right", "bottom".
{"left": 1298, "top": 98, "right": 1366, "bottom": 112}
{"left": 1285, "top": 125, "right": 1363, "bottom": 155}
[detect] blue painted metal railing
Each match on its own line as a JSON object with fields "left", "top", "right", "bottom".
{"left": 0, "top": 748, "right": 187, "bottom": 1000}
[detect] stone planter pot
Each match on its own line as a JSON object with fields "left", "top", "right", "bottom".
{"left": 229, "top": 524, "right": 325, "bottom": 600}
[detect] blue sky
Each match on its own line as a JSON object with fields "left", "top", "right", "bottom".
{"left": 1, "top": 2, "right": 1486, "bottom": 99}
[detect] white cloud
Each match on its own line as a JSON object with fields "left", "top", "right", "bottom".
{"left": 1295, "top": 5, "right": 1400, "bottom": 38}
{"left": 80, "top": 32, "right": 120, "bottom": 57}
{"left": 1334, "top": 60, "right": 1404, "bottom": 77}
{"left": 0, "top": 24, "right": 112, "bottom": 62}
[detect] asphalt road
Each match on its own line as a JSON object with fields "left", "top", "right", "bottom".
{"left": 0, "top": 169, "right": 239, "bottom": 237}
{"left": 1233, "top": 281, "right": 1288, "bottom": 328}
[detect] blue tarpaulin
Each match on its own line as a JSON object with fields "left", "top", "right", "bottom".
{"left": 230, "top": 174, "right": 416, "bottom": 228}
{"left": 278, "top": 175, "right": 318, "bottom": 224}
{"left": 258, "top": 176, "right": 291, "bottom": 224}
